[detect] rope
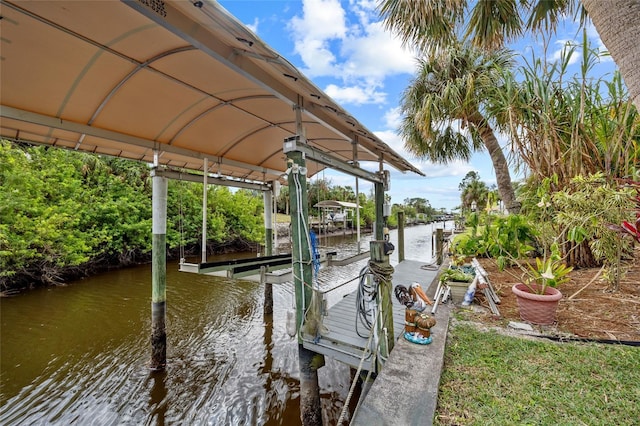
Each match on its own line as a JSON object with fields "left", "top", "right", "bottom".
{"left": 335, "top": 258, "right": 395, "bottom": 422}
{"left": 355, "top": 260, "right": 394, "bottom": 338}
{"left": 336, "top": 325, "right": 374, "bottom": 425}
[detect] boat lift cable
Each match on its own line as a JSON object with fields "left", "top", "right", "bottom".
{"left": 336, "top": 323, "right": 375, "bottom": 425}
{"left": 355, "top": 264, "right": 377, "bottom": 338}
{"left": 355, "top": 260, "right": 394, "bottom": 338}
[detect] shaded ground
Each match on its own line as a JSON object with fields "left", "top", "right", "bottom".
{"left": 465, "top": 250, "right": 640, "bottom": 342}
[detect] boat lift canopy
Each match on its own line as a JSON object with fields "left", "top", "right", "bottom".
{"left": 0, "top": 0, "right": 423, "bottom": 186}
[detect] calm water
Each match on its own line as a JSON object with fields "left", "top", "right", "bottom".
{"left": 0, "top": 224, "right": 447, "bottom": 425}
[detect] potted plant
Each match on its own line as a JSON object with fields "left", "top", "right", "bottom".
{"left": 440, "top": 268, "right": 474, "bottom": 304}
{"left": 511, "top": 244, "right": 573, "bottom": 325}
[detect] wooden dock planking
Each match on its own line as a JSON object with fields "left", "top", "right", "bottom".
{"left": 303, "top": 260, "right": 439, "bottom": 371}
{"left": 303, "top": 292, "right": 407, "bottom": 370}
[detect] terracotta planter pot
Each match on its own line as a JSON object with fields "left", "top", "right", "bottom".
{"left": 512, "top": 283, "right": 562, "bottom": 325}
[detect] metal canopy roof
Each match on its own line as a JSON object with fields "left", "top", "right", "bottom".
{"left": 314, "top": 200, "right": 360, "bottom": 209}
{"left": 0, "top": 0, "right": 423, "bottom": 185}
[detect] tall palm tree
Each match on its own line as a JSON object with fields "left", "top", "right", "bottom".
{"left": 401, "top": 45, "right": 520, "bottom": 213}
{"left": 582, "top": 0, "right": 640, "bottom": 112}
{"left": 378, "top": 0, "right": 640, "bottom": 112}
{"left": 460, "top": 178, "right": 489, "bottom": 212}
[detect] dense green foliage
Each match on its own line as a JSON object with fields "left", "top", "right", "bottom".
{"left": 0, "top": 141, "right": 264, "bottom": 290}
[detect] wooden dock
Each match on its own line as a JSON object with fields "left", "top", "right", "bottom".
{"left": 302, "top": 259, "right": 439, "bottom": 370}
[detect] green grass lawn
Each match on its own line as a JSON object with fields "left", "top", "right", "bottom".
{"left": 435, "top": 324, "right": 640, "bottom": 425}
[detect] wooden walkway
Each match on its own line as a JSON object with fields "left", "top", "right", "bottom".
{"left": 302, "top": 259, "right": 439, "bottom": 370}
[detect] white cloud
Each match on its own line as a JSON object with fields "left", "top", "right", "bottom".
{"left": 287, "top": 0, "right": 416, "bottom": 104}
{"left": 340, "top": 21, "right": 417, "bottom": 80}
{"left": 246, "top": 17, "right": 259, "bottom": 34}
{"left": 289, "top": 0, "right": 347, "bottom": 76}
{"left": 382, "top": 106, "right": 402, "bottom": 129}
{"left": 325, "top": 83, "right": 386, "bottom": 105}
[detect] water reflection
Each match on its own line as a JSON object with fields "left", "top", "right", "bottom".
{"left": 0, "top": 224, "right": 445, "bottom": 424}
{"left": 147, "top": 371, "right": 167, "bottom": 426}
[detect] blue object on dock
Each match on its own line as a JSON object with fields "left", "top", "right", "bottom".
{"left": 403, "top": 332, "right": 433, "bottom": 345}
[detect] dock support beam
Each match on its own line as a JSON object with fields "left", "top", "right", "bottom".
{"left": 264, "top": 189, "right": 273, "bottom": 256}
{"left": 374, "top": 182, "right": 384, "bottom": 240}
{"left": 151, "top": 164, "right": 168, "bottom": 371}
{"left": 202, "top": 158, "right": 208, "bottom": 263}
{"left": 370, "top": 241, "right": 394, "bottom": 371}
{"left": 397, "top": 210, "right": 405, "bottom": 263}
{"left": 287, "top": 142, "right": 323, "bottom": 425}
{"left": 436, "top": 228, "right": 444, "bottom": 265}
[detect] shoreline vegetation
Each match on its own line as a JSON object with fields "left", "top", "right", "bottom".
{"left": 2, "top": 141, "right": 442, "bottom": 294}
{"left": 0, "top": 141, "right": 266, "bottom": 294}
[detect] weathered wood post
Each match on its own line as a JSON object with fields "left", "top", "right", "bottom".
{"left": 397, "top": 210, "right": 405, "bottom": 263}
{"left": 151, "top": 158, "right": 168, "bottom": 371}
{"left": 372, "top": 173, "right": 394, "bottom": 371}
{"left": 436, "top": 228, "right": 444, "bottom": 265}
{"left": 374, "top": 181, "right": 384, "bottom": 240}
{"left": 370, "top": 240, "right": 394, "bottom": 371}
{"left": 263, "top": 189, "right": 274, "bottom": 315}
{"left": 285, "top": 131, "right": 324, "bottom": 426}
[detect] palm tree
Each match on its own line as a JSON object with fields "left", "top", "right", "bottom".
{"left": 582, "top": 1, "right": 640, "bottom": 112}
{"left": 401, "top": 45, "right": 520, "bottom": 213}
{"left": 378, "top": 0, "right": 640, "bottom": 112}
{"left": 460, "top": 178, "right": 489, "bottom": 212}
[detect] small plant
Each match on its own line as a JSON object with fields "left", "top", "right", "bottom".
{"left": 516, "top": 243, "right": 573, "bottom": 294}
{"left": 451, "top": 254, "right": 471, "bottom": 266}
{"left": 440, "top": 268, "right": 474, "bottom": 283}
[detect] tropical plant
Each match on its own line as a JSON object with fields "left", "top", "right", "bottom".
{"left": 552, "top": 173, "right": 635, "bottom": 290}
{"left": 609, "top": 176, "right": 640, "bottom": 243}
{"left": 518, "top": 244, "right": 573, "bottom": 295}
{"left": 439, "top": 268, "right": 474, "bottom": 283}
{"left": 494, "top": 37, "right": 639, "bottom": 189}
{"left": 459, "top": 172, "right": 489, "bottom": 213}
{"left": 378, "top": 0, "right": 640, "bottom": 112}
{"left": 400, "top": 44, "right": 520, "bottom": 213}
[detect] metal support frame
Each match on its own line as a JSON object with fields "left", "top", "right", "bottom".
{"left": 284, "top": 135, "right": 383, "bottom": 184}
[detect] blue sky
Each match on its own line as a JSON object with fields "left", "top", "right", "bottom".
{"left": 219, "top": 0, "right": 616, "bottom": 211}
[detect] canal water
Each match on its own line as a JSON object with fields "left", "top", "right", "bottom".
{"left": 0, "top": 223, "right": 448, "bottom": 425}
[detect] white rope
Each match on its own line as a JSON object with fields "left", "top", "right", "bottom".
{"left": 336, "top": 325, "right": 374, "bottom": 425}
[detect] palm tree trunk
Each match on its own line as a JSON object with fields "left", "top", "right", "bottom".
{"left": 469, "top": 112, "right": 520, "bottom": 214}
{"left": 582, "top": 0, "right": 640, "bottom": 111}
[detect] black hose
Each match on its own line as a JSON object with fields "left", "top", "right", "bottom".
{"left": 530, "top": 334, "right": 640, "bottom": 347}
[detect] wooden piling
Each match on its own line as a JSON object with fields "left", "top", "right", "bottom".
{"left": 263, "top": 190, "right": 274, "bottom": 315}
{"left": 287, "top": 147, "right": 323, "bottom": 426}
{"left": 151, "top": 169, "right": 168, "bottom": 371}
{"left": 436, "top": 228, "right": 444, "bottom": 265}
{"left": 370, "top": 241, "right": 394, "bottom": 371}
{"left": 299, "top": 344, "right": 323, "bottom": 425}
{"left": 261, "top": 265, "right": 273, "bottom": 315}
{"left": 374, "top": 182, "right": 384, "bottom": 240}
{"left": 397, "top": 210, "right": 405, "bottom": 263}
